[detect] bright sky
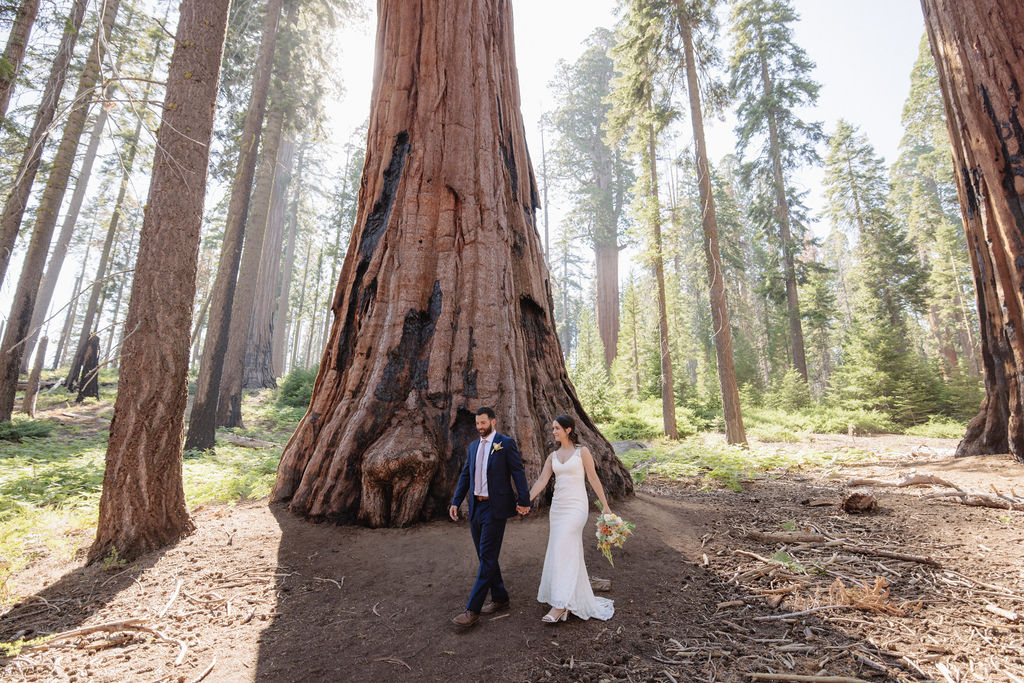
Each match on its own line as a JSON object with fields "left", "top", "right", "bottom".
{"left": 327, "top": 0, "right": 926, "bottom": 239}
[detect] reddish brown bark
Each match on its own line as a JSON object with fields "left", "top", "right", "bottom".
{"left": 185, "top": 0, "right": 286, "bottom": 451}
{"left": 88, "top": 0, "right": 232, "bottom": 563}
{"left": 678, "top": 7, "right": 746, "bottom": 446}
{"left": 921, "top": 0, "right": 1024, "bottom": 461}
{"left": 272, "top": 0, "right": 633, "bottom": 527}
{"left": 0, "top": 0, "right": 42, "bottom": 124}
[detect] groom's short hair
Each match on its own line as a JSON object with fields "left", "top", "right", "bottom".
{"left": 476, "top": 406, "right": 496, "bottom": 420}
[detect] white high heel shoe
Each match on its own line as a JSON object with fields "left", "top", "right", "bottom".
{"left": 542, "top": 608, "right": 569, "bottom": 623}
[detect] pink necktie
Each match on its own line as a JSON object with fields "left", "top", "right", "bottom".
{"left": 475, "top": 439, "right": 487, "bottom": 495}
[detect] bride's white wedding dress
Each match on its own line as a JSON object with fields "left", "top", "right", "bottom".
{"left": 536, "top": 446, "right": 614, "bottom": 620}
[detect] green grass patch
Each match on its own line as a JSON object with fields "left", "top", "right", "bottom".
{"left": 903, "top": 416, "right": 967, "bottom": 439}
{"left": 0, "top": 384, "right": 302, "bottom": 605}
{"left": 621, "top": 435, "right": 877, "bottom": 491}
{"left": 0, "top": 417, "right": 55, "bottom": 441}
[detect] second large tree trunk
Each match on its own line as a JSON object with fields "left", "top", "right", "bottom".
{"left": 922, "top": 0, "right": 1024, "bottom": 461}
{"left": 89, "top": 0, "right": 232, "bottom": 564}
{"left": 272, "top": 0, "right": 632, "bottom": 527}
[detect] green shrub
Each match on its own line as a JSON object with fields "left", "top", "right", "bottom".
{"left": 904, "top": 416, "right": 967, "bottom": 439}
{"left": 0, "top": 420, "right": 54, "bottom": 442}
{"left": 763, "top": 369, "right": 812, "bottom": 412}
{"left": 603, "top": 415, "right": 660, "bottom": 441}
{"left": 276, "top": 365, "right": 319, "bottom": 408}
{"left": 749, "top": 424, "right": 801, "bottom": 442}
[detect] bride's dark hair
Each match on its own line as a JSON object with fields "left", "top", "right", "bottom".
{"left": 554, "top": 414, "right": 580, "bottom": 445}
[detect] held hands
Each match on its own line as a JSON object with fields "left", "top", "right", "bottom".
{"left": 516, "top": 505, "right": 531, "bottom": 516}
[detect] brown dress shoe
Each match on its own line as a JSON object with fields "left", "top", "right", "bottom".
{"left": 451, "top": 610, "right": 480, "bottom": 627}
{"left": 480, "top": 600, "right": 510, "bottom": 614}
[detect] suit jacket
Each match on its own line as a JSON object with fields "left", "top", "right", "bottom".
{"left": 451, "top": 432, "right": 532, "bottom": 520}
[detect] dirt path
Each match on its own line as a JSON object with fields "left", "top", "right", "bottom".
{"left": 2, "top": 438, "right": 1023, "bottom": 682}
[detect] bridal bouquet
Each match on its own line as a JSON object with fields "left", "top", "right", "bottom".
{"left": 595, "top": 512, "right": 635, "bottom": 567}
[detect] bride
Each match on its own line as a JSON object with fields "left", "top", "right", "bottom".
{"left": 529, "top": 414, "right": 614, "bottom": 623}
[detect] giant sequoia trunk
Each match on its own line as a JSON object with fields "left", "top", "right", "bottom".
{"left": 921, "top": 0, "right": 1024, "bottom": 461}
{"left": 272, "top": 0, "right": 633, "bottom": 527}
{"left": 89, "top": 0, "right": 231, "bottom": 563}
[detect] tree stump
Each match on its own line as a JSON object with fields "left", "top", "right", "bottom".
{"left": 842, "top": 489, "right": 877, "bottom": 514}
{"left": 272, "top": 0, "right": 633, "bottom": 527}
{"left": 75, "top": 334, "right": 100, "bottom": 403}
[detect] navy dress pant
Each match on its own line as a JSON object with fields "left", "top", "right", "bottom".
{"left": 466, "top": 499, "right": 509, "bottom": 613}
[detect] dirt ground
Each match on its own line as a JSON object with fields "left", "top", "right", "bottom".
{"left": 1, "top": 434, "right": 1023, "bottom": 682}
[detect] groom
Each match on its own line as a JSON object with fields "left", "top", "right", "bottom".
{"left": 449, "top": 407, "right": 532, "bottom": 627}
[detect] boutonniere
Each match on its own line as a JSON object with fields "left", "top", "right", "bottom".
{"left": 491, "top": 442, "right": 503, "bottom": 452}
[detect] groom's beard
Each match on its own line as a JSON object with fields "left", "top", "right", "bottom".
{"left": 478, "top": 427, "right": 494, "bottom": 438}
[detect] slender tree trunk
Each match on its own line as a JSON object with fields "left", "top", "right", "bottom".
{"left": 21, "top": 335, "right": 45, "bottom": 417}
{"left": 0, "top": 0, "right": 89, "bottom": 285}
{"left": 272, "top": 0, "right": 632, "bottom": 527}
{"left": 88, "top": 0, "right": 231, "bottom": 564}
{"left": 679, "top": 9, "right": 745, "bottom": 445}
{"left": 302, "top": 248, "right": 324, "bottom": 368}
{"left": 921, "top": 0, "right": 1024, "bottom": 460}
{"left": 244, "top": 134, "right": 294, "bottom": 389}
{"left": 54, "top": 228, "right": 95, "bottom": 372}
{"left": 21, "top": 106, "right": 108, "bottom": 376}
{"left": 594, "top": 241, "right": 618, "bottom": 370}
{"left": 185, "top": 0, "right": 286, "bottom": 451}
{"left": 948, "top": 238, "right": 980, "bottom": 375}
{"left": 290, "top": 239, "right": 311, "bottom": 370}
{"left": 647, "top": 119, "right": 678, "bottom": 440}
{"left": 190, "top": 286, "right": 212, "bottom": 371}
{"left": 23, "top": 23, "right": 164, "bottom": 374}
{"left": 759, "top": 54, "right": 808, "bottom": 381}
{"left": 0, "top": 0, "right": 42, "bottom": 125}
{"left": 105, "top": 230, "right": 135, "bottom": 364}
{"left": 217, "top": 93, "right": 289, "bottom": 427}
{"left": 272, "top": 144, "right": 304, "bottom": 376}
{"left": 0, "top": 0, "right": 121, "bottom": 422}
{"left": 319, "top": 146, "right": 349, "bottom": 358}
{"left": 67, "top": 92, "right": 150, "bottom": 392}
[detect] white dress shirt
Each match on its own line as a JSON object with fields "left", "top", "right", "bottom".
{"left": 473, "top": 432, "right": 494, "bottom": 497}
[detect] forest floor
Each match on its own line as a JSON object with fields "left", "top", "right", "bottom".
{"left": 1, "top": 396, "right": 1023, "bottom": 682}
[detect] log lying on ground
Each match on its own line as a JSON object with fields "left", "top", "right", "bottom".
{"left": 846, "top": 473, "right": 1023, "bottom": 511}
{"left": 743, "top": 531, "right": 941, "bottom": 567}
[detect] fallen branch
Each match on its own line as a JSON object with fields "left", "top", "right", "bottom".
{"left": 984, "top": 604, "right": 1021, "bottom": 622}
{"left": 752, "top": 605, "right": 843, "bottom": 621}
{"left": 749, "top": 675, "right": 870, "bottom": 683}
{"left": 189, "top": 657, "right": 216, "bottom": 683}
{"left": 745, "top": 531, "right": 826, "bottom": 544}
{"left": 846, "top": 473, "right": 962, "bottom": 490}
{"left": 217, "top": 433, "right": 282, "bottom": 449}
{"left": 923, "top": 490, "right": 1022, "bottom": 510}
{"left": 158, "top": 579, "right": 182, "bottom": 618}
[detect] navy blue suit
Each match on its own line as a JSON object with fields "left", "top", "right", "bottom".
{"left": 451, "top": 431, "right": 532, "bottom": 613}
